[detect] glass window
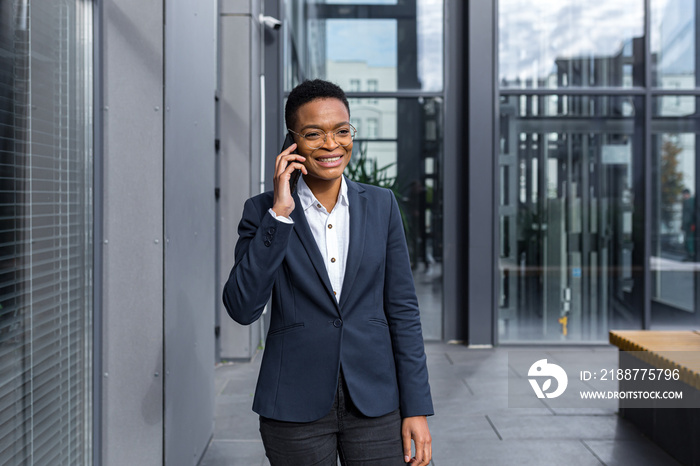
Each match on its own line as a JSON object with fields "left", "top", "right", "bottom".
{"left": 0, "top": 0, "right": 93, "bottom": 462}
{"left": 367, "top": 117, "right": 379, "bottom": 138}
{"left": 499, "top": 0, "right": 645, "bottom": 89}
{"left": 284, "top": 1, "right": 443, "bottom": 92}
{"left": 651, "top": 97, "right": 700, "bottom": 327}
{"left": 651, "top": 0, "right": 697, "bottom": 89}
{"left": 284, "top": 1, "right": 444, "bottom": 339}
{"left": 327, "top": 19, "right": 399, "bottom": 91}
{"left": 498, "top": 94, "right": 643, "bottom": 342}
{"left": 345, "top": 97, "right": 443, "bottom": 340}
{"left": 498, "top": 0, "right": 700, "bottom": 341}
{"left": 325, "top": 0, "right": 398, "bottom": 3}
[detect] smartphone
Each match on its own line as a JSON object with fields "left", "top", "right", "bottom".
{"left": 281, "top": 133, "right": 301, "bottom": 194}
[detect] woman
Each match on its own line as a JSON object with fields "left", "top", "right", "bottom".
{"left": 223, "top": 79, "right": 433, "bottom": 465}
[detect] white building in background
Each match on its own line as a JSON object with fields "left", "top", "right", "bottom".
{"left": 327, "top": 60, "right": 399, "bottom": 177}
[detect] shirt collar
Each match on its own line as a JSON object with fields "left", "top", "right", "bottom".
{"left": 297, "top": 175, "right": 349, "bottom": 212}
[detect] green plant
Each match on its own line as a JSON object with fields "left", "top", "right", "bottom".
{"left": 345, "top": 141, "right": 410, "bottom": 234}
{"left": 344, "top": 142, "right": 397, "bottom": 189}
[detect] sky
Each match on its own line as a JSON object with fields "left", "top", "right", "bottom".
{"left": 499, "top": 0, "right": 645, "bottom": 83}
{"left": 324, "top": 0, "right": 444, "bottom": 91}
{"left": 320, "top": 0, "right": 690, "bottom": 89}
{"left": 499, "top": 0, "right": 694, "bottom": 84}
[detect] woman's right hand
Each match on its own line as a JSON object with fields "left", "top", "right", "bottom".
{"left": 271, "top": 143, "right": 306, "bottom": 218}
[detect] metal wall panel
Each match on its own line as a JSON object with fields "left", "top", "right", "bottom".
{"left": 466, "top": 0, "right": 497, "bottom": 346}
{"left": 164, "top": 0, "right": 218, "bottom": 464}
{"left": 218, "top": 2, "right": 264, "bottom": 360}
{"left": 100, "top": 0, "right": 165, "bottom": 464}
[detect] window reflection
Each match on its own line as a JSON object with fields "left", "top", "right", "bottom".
{"left": 498, "top": 1, "right": 700, "bottom": 340}
{"left": 325, "top": 0, "right": 398, "bottom": 3}
{"left": 345, "top": 98, "right": 443, "bottom": 340}
{"left": 651, "top": 0, "right": 698, "bottom": 89}
{"left": 499, "top": 94, "right": 641, "bottom": 342}
{"left": 285, "top": 0, "right": 445, "bottom": 339}
{"left": 499, "top": 0, "right": 644, "bottom": 88}
{"left": 653, "top": 96, "right": 697, "bottom": 117}
{"left": 284, "top": 0, "right": 443, "bottom": 91}
{"left": 651, "top": 96, "right": 700, "bottom": 327}
{"left": 652, "top": 134, "right": 696, "bottom": 312}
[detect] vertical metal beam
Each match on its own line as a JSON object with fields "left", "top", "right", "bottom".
{"left": 218, "top": 2, "right": 264, "bottom": 359}
{"left": 642, "top": 0, "right": 652, "bottom": 328}
{"left": 468, "top": 0, "right": 496, "bottom": 345}
{"left": 92, "top": 0, "right": 103, "bottom": 463}
{"left": 163, "top": 0, "right": 217, "bottom": 463}
{"left": 264, "top": 0, "right": 285, "bottom": 192}
{"left": 396, "top": 0, "right": 422, "bottom": 200}
{"left": 442, "top": 0, "right": 466, "bottom": 342}
{"left": 100, "top": 1, "right": 165, "bottom": 463}
{"left": 214, "top": 0, "right": 222, "bottom": 363}
{"left": 694, "top": 0, "right": 700, "bottom": 324}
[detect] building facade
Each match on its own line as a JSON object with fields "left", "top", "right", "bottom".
{"left": 1, "top": 0, "right": 699, "bottom": 464}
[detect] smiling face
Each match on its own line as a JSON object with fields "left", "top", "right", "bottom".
{"left": 291, "top": 98, "right": 353, "bottom": 185}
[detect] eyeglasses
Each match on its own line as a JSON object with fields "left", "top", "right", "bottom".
{"left": 288, "top": 125, "right": 357, "bottom": 149}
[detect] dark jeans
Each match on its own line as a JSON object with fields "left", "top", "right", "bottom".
{"left": 259, "top": 371, "right": 405, "bottom": 465}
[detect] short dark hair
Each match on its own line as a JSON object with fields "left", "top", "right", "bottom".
{"left": 285, "top": 79, "right": 350, "bottom": 131}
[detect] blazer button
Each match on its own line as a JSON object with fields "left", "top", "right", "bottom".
{"left": 264, "top": 240, "right": 272, "bottom": 247}
{"left": 333, "top": 319, "right": 343, "bottom": 328}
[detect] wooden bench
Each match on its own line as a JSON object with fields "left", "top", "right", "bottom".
{"left": 609, "top": 330, "right": 700, "bottom": 466}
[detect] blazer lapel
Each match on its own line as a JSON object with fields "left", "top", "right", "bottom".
{"left": 290, "top": 192, "right": 338, "bottom": 307}
{"left": 339, "top": 179, "right": 367, "bottom": 309}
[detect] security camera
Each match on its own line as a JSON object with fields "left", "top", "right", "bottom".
{"left": 260, "top": 15, "right": 282, "bottom": 30}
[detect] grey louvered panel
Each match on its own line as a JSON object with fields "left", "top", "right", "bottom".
{"left": 0, "top": 0, "right": 93, "bottom": 464}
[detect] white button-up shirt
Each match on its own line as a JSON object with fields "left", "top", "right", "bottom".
{"left": 269, "top": 176, "right": 350, "bottom": 302}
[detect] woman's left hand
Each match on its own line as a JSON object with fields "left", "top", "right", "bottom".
{"left": 401, "top": 415, "right": 432, "bottom": 465}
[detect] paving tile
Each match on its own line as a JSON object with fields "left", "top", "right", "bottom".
{"left": 432, "top": 439, "right": 602, "bottom": 466}
{"left": 427, "top": 413, "right": 500, "bottom": 441}
{"left": 433, "top": 391, "right": 556, "bottom": 417}
{"left": 549, "top": 407, "right": 618, "bottom": 416}
{"left": 200, "top": 439, "right": 268, "bottom": 466}
{"left": 428, "top": 375, "right": 473, "bottom": 402}
{"left": 220, "top": 374, "right": 258, "bottom": 397}
{"left": 583, "top": 439, "right": 682, "bottom": 466}
{"left": 201, "top": 343, "right": 682, "bottom": 466}
{"left": 213, "top": 397, "right": 260, "bottom": 441}
{"left": 487, "top": 413, "right": 643, "bottom": 440}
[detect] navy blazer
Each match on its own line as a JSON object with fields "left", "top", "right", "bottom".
{"left": 222, "top": 177, "right": 433, "bottom": 422}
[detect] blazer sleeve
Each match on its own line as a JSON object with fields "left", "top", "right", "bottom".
{"left": 222, "top": 197, "right": 294, "bottom": 325}
{"left": 384, "top": 191, "right": 434, "bottom": 417}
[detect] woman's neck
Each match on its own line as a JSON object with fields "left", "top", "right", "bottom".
{"left": 304, "top": 175, "right": 342, "bottom": 212}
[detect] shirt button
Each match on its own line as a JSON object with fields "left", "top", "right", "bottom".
{"left": 333, "top": 291, "right": 337, "bottom": 296}
{"left": 317, "top": 203, "right": 322, "bottom": 208}
{"left": 331, "top": 257, "right": 336, "bottom": 263}
{"left": 328, "top": 224, "right": 333, "bottom": 229}
{"left": 333, "top": 319, "right": 343, "bottom": 328}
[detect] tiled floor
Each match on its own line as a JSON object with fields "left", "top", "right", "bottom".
{"left": 200, "top": 343, "right": 680, "bottom": 466}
